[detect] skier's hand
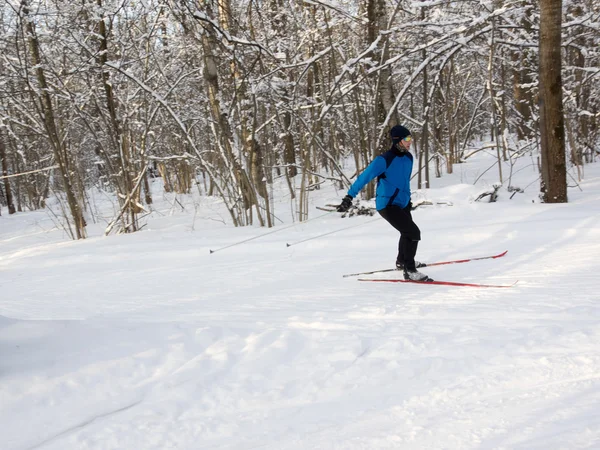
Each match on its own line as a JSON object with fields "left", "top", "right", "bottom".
{"left": 337, "top": 195, "right": 353, "bottom": 212}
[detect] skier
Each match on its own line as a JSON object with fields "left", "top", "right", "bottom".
{"left": 337, "top": 125, "right": 431, "bottom": 281}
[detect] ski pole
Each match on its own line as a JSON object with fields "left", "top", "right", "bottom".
{"left": 209, "top": 210, "right": 336, "bottom": 254}
{"left": 286, "top": 217, "right": 380, "bottom": 248}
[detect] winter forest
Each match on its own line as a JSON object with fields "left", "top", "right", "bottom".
{"left": 0, "top": 0, "right": 599, "bottom": 236}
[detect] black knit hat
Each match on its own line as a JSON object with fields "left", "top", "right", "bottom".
{"left": 390, "top": 125, "right": 411, "bottom": 142}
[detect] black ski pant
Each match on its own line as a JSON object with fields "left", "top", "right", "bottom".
{"left": 378, "top": 204, "right": 421, "bottom": 271}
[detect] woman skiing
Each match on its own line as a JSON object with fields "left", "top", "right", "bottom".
{"left": 337, "top": 125, "right": 431, "bottom": 281}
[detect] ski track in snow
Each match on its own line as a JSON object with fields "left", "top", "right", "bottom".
{"left": 1, "top": 159, "right": 600, "bottom": 449}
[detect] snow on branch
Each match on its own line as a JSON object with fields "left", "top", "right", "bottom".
{"left": 187, "top": 8, "right": 279, "bottom": 62}
{"left": 103, "top": 61, "right": 237, "bottom": 214}
{"left": 0, "top": 165, "right": 59, "bottom": 180}
{"left": 301, "top": 0, "right": 367, "bottom": 24}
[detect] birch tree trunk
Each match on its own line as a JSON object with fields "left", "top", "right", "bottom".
{"left": 539, "top": 0, "right": 567, "bottom": 203}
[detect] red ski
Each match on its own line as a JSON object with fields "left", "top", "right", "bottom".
{"left": 358, "top": 278, "right": 518, "bottom": 288}
{"left": 342, "top": 250, "right": 508, "bottom": 278}
{"left": 426, "top": 250, "right": 508, "bottom": 267}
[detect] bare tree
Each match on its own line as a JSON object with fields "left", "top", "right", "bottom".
{"left": 1, "top": 0, "right": 598, "bottom": 231}
{"left": 20, "top": 0, "right": 86, "bottom": 238}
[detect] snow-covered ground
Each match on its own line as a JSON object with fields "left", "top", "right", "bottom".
{"left": 1, "top": 152, "right": 600, "bottom": 450}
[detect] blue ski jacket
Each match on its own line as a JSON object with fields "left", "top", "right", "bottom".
{"left": 347, "top": 147, "right": 413, "bottom": 210}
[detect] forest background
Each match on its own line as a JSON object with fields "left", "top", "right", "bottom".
{"left": 0, "top": 0, "right": 599, "bottom": 237}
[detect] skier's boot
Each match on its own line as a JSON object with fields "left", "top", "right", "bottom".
{"left": 403, "top": 268, "right": 433, "bottom": 282}
{"left": 396, "top": 260, "right": 425, "bottom": 270}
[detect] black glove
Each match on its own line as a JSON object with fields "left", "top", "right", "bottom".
{"left": 337, "top": 195, "right": 353, "bottom": 212}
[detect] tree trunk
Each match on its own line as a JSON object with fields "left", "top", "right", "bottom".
{"left": 512, "top": 10, "right": 535, "bottom": 140}
{"left": 22, "top": 1, "right": 86, "bottom": 238}
{"left": 539, "top": 0, "right": 567, "bottom": 203}
{"left": 370, "top": 0, "right": 396, "bottom": 147}
{"left": 0, "top": 137, "right": 16, "bottom": 214}
{"left": 420, "top": 8, "right": 431, "bottom": 188}
{"left": 96, "top": 0, "right": 142, "bottom": 230}
{"left": 567, "top": 3, "right": 589, "bottom": 168}
{"left": 199, "top": 0, "right": 252, "bottom": 225}
{"left": 487, "top": 20, "right": 503, "bottom": 183}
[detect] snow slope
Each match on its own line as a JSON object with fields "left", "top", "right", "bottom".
{"left": 1, "top": 154, "right": 600, "bottom": 450}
